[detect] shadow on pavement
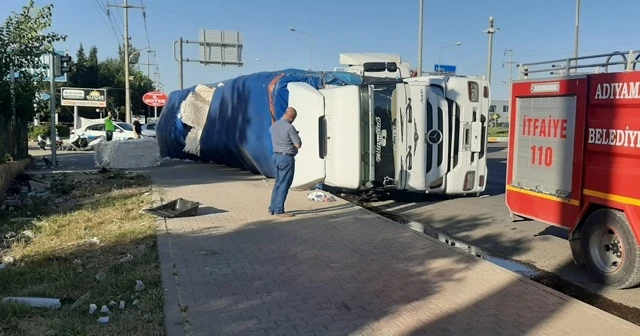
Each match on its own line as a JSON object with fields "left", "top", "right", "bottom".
{"left": 158, "top": 207, "right": 636, "bottom": 335}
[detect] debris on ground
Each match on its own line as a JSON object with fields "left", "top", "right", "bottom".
{"left": 28, "top": 180, "right": 50, "bottom": 193}
{"left": 0, "top": 263, "right": 6, "bottom": 271}
{"left": 97, "top": 316, "right": 109, "bottom": 323}
{"left": 135, "top": 280, "right": 145, "bottom": 292}
{"left": 307, "top": 191, "right": 336, "bottom": 202}
{"left": 2, "top": 256, "right": 15, "bottom": 265}
{"left": 100, "top": 305, "right": 110, "bottom": 314}
{"left": 119, "top": 253, "right": 134, "bottom": 263}
{"left": 119, "top": 301, "right": 125, "bottom": 310}
{"left": 19, "top": 230, "right": 35, "bottom": 242}
{"left": 108, "top": 300, "right": 117, "bottom": 307}
{"left": 89, "top": 303, "right": 97, "bottom": 314}
{"left": 9, "top": 217, "right": 34, "bottom": 223}
{"left": 87, "top": 237, "right": 100, "bottom": 245}
{"left": 1, "top": 297, "right": 62, "bottom": 309}
{"left": 132, "top": 299, "right": 139, "bottom": 306}
{"left": 95, "top": 272, "right": 107, "bottom": 283}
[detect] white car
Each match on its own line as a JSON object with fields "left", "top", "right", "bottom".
{"left": 73, "top": 121, "right": 137, "bottom": 141}
{"left": 140, "top": 123, "right": 156, "bottom": 138}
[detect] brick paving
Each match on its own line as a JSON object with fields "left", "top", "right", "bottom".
{"left": 148, "top": 162, "right": 640, "bottom": 336}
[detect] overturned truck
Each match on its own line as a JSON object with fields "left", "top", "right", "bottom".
{"left": 157, "top": 66, "right": 490, "bottom": 196}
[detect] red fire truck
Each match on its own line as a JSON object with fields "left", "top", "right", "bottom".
{"left": 506, "top": 51, "right": 640, "bottom": 289}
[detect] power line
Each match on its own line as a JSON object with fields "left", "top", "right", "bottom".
{"left": 105, "top": 0, "right": 124, "bottom": 30}
{"left": 140, "top": 0, "right": 151, "bottom": 50}
{"left": 93, "top": 0, "right": 121, "bottom": 42}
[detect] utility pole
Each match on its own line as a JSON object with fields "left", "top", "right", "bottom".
{"left": 503, "top": 49, "right": 517, "bottom": 89}
{"left": 107, "top": 0, "right": 144, "bottom": 124}
{"left": 483, "top": 16, "right": 499, "bottom": 83}
{"left": 49, "top": 51, "right": 57, "bottom": 166}
{"left": 178, "top": 37, "right": 184, "bottom": 90}
{"left": 417, "top": 0, "right": 424, "bottom": 76}
{"left": 138, "top": 50, "right": 156, "bottom": 78}
{"left": 503, "top": 49, "right": 517, "bottom": 121}
{"left": 574, "top": 0, "right": 581, "bottom": 73}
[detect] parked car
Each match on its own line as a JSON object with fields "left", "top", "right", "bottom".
{"left": 141, "top": 123, "right": 156, "bottom": 138}
{"left": 73, "top": 121, "right": 137, "bottom": 141}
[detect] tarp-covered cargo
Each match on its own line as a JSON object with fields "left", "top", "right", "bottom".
{"left": 155, "top": 69, "right": 362, "bottom": 177}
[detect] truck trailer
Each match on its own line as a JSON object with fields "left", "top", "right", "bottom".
{"left": 156, "top": 58, "right": 490, "bottom": 196}
{"left": 506, "top": 50, "right": 640, "bottom": 289}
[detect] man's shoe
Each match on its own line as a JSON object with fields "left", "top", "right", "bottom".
{"left": 275, "top": 213, "right": 294, "bottom": 218}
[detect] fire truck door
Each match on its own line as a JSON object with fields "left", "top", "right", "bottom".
{"left": 512, "top": 96, "right": 577, "bottom": 198}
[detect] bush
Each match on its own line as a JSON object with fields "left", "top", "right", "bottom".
{"left": 29, "top": 125, "right": 70, "bottom": 140}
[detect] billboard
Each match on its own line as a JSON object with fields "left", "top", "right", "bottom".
{"left": 60, "top": 88, "right": 108, "bottom": 107}
{"left": 198, "top": 29, "right": 243, "bottom": 67}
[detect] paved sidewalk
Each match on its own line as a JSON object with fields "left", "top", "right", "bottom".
{"left": 147, "top": 162, "right": 640, "bottom": 336}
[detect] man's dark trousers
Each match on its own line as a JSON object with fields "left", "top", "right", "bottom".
{"left": 269, "top": 153, "right": 295, "bottom": 215}
{"left": 105, "top": 131, "right": 113, "bottom": 141}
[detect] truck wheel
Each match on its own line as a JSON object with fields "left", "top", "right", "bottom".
{"left": 581, "top": 209, "right": 640, "bottom": 289}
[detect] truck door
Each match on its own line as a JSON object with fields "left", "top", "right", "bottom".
{"left": 287, "top": 82, "right": 326, "bottom": 189}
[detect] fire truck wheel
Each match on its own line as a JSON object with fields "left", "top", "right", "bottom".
{"left": 581, "top": 209, "right": 640, "bottom": 289}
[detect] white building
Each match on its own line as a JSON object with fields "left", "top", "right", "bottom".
{"left": 489, "top": 99, "right": 509, "bottom": 125}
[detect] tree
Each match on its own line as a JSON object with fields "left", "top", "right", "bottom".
{"left": 0, "top": 0, "right": 66, "bottom": 160}
{"left": 61, "top": 43, "right": 155, "bottom": 124}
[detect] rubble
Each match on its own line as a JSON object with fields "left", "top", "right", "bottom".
{"left": 1, "top": 297, "right": 62, "bottom": 309}
{"left": 95, "top": 272, "right": 107, "bottom": 283}
{"left": 100, "top": 305, "right": 110, "bottom": 314}
{"left": 135, "top": 280, "right": 145, "bottom": 292}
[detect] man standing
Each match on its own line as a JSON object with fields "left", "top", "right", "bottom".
{"left": 133, "top": 116, "right": 142, "bottom": 139}
{"left": 268, "top": 107, "right": 302, "bottom": 218}
{"left": 104, "top": 112, "right": 115, "bottom": 141}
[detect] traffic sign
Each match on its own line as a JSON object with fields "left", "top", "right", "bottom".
{"left": 434, "top": 64, "right": 456, "bottom": 74}
{"left": 22, "top": 50, "right": 69, "bottom": 82}
{"left": 142, "top": 91, "right": 168, "bottom": 107}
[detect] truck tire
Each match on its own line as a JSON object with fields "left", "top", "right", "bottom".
{"left": 581, "top": 209, "right": 640, "bottom": 289}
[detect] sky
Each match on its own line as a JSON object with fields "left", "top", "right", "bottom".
{"left": 3, "top": 0, "right": 640, "bottom": 100}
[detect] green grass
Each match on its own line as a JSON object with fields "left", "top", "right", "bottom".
{"left": 488, "top": 127, "right": 509, "bottom": 137}
{"left": 0, "top": 171, "right": 165, "bottom": 336}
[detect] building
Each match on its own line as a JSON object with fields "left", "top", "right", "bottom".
{"left": 489, "top": 99, "right": 509, "bottom": 125}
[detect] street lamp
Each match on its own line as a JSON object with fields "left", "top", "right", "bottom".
{"left": 288, "top": 27, "right": 312, "bottom": 70}
{"left": 438, "top": 42, "right": 462, "bottom": 72}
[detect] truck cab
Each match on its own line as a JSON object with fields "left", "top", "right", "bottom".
{"left": 288, "top": 60, "right": 490, "bottom": 196}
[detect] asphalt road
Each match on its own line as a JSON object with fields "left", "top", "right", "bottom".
{"left": 368, "top": 142, "right": 640, "bottom": 310}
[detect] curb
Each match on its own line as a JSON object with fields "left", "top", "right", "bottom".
{"left": 488, "top": 136, "right": 508, "bottom": 143}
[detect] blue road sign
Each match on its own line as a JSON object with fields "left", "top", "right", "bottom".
{"left": 20, "top": 49, "right": 68, "bottom": 83}
{"left": 434, "top": 64, "right": 456, "bottom": 74}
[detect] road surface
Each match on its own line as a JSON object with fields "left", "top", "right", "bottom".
{"left": 368, "top": 142, "right": 640, "bottom": 310}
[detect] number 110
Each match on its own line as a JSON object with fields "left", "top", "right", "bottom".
{"left": 530, "top": 146, "right": 553, "bottom": 167}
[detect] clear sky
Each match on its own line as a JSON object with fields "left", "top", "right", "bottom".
{"left": 3, "top": 0, "right": 640, "bottom": 100}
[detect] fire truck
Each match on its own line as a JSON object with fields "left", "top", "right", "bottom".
{"left": 506, "top": 51, "right": 640, "bottom": 289}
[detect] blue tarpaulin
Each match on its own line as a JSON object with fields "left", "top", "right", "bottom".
{"left": 156, "top": 69, "right": 363, "bottom": 177}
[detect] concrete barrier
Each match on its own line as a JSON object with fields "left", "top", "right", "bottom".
{"left": 0, "top": 159, "right": 31, "bottom": 194}
{"left": 94, "top": 139, "right": 161, "bottom": 169}
{"left": 488, "top": 136, "right": 508, "bottom": 143}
